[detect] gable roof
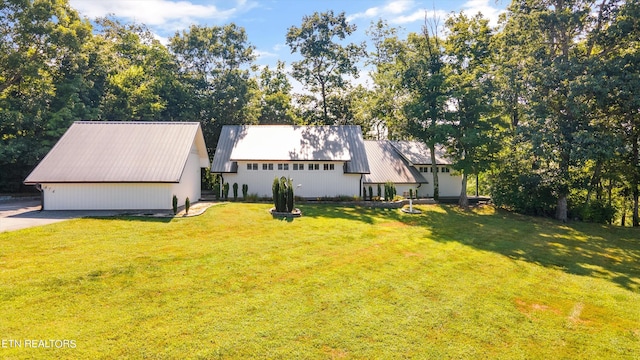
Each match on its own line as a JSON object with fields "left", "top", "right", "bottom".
{"left": 389, "top": 141, "right": 451, "bottom": 165}
{"left": 363, "top": 141, "right": 429, "bottom": 184}
{"left": 211, "top": 125, "right": 370, "bottom": 174}
{"left": 24, "top": 121, "right": 209, "bottom": 184}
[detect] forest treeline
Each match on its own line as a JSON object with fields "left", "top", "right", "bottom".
{"left": 0, "top": 0, "right": 638, "bottom": 225}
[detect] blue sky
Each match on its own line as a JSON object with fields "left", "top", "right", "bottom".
{"left": 69, "top": 0, "right": 509, "bottom": 87}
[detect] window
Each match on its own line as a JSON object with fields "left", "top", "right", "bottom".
{"left": 323, "top": 164, "right": 334, "bottom": 171}
{"left": 293, "top": 164, "right": 304, "bottom": 170}
{"left": 252, "top": 163, "right": 258, "bottom": 170}
{"left": 263, "top": 163, "right": 268, "bottom": 170}
{"left": 278, "top": 164, "right": 283, "bottom": 170}
{"left": 268, "top": 163, "right": 273, "bottom": 170}
{"left": 284, "top": 164, "right": 289, "bottom": 170}
{"left": 247, "top": 163, "right": 252, "bottom": 170}
{"left": 247, "top": 163, "right": 258, "bottom": 170}
{"left": 419, "top": 166, "right": 428, "bottom": 173}
{"left": 309, "top": 163, "right": 319, "bottom": 170}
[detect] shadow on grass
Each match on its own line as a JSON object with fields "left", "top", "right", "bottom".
{"left": 416, "top": 206, "right": 640, "bottom": 292}
{"left": 299, "top": 203, "right": 640, "bottom": 292}
{"left": 84, "top": 215, "right": 172, "bottom": 224}
{"left": 299, "top": 204, "right": 403, "bottom": 224}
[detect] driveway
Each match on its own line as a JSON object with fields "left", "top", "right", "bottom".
{"left": 0, "top": 199, "right": 121, "bottom": 233}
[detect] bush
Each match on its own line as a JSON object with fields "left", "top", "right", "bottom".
{"left": 384, "top": 182, "right": 396, "bottom": 201}
{"left": 409, "top": 188, "right": 413, "bottom": 200}
{"left": 185, "top": 197, "right": 190, "bottom": 215}
{"left": 368, "top": 186, "right": 373, "bottom": 201}
{"left": 377, "top": 184, "right": 382, "bottom": 199}
{"left": 222, "top": 182, "right": 230, "bottom": 200}
{"left": 286, "top": 178, "right": 294, "bottom": 212}
{"left": 232, "top": 183, "right": 238, "bottom": 201}
{"left": 242, "top": 184, "right": 248, "bottom": 199}
{"left": 172, "top": 195, "right": 178, "bottom": 215}
{"left": 272, "top": 177, "right": 295, "bottom": 212}
{"left": 490, "top": 166, "right": 556, "bottom": 217}
{"left": 578, "top": 200, "right": 616, "bottom": 224}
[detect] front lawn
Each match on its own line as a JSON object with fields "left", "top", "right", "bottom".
{"left": 0, "top": 203, "right": 639, "bottom": 359}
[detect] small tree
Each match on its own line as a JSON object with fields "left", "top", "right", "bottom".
{"left": 272, "top": 177, "right": 281, "bottom": 210}
{"left": 232, "top": 183, "right": 238, "bottom": 201}
{"left": 286, "top": 178, "right": 294, "bottom": 212}
{"left": 409, "top": 188, "right": 413, "bottom": 200}
{"left": 363, "top": 186, "right": 367, "bottom": 200}
{"left": 185, "top": 197, "right": 190, "bottom": 215}
{"left": 172, "top": 195, "right": 178, "bottom": 215}
{"left": 368, "top": 186, "right": 373, "bottom": 201}
{"left": 242, "top": 184, "right": 248, "bottom": 199}
{"left": 377, "top": 184, "right": 382, "bottom": 199}
{"left": 222, "top": 182, "right": 230, "bottom": 200}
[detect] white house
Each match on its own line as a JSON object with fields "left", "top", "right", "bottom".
{"left": 211, "top": 125, "right": 462, "bottom": 199}
{"left": 210, "top": 125, "right": 370, "bottom": 198}
{"left": 24, "top": 121, "right": 210, "bottom": 210}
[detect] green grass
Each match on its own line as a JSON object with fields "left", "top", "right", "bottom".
{"left": 0, "top": 203, "right": 639, "bottom": 359}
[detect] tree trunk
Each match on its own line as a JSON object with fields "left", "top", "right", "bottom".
{"left": 585, "top": 160, "right": 603, "bottom": 204}
{"left": 430, "top": 143, "right": 439, "bottom": 201}
{"left": 459, "top": 172, "right": 469, "bottom": 208}
{"left": 556, "top": 195, "right": 568, "bottom": 222}
{"left": 320, "top": 80, "right": 328, "bottom": 124}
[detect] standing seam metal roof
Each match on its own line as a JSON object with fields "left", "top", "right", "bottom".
{"left": 211, "top": 125, "right": 370, "bottom": 174}
{"left": 24, "top": 121, "right": 209, "bottom": 184}
{"left": 389, "top": 141, "right": 451, "bottom": 165}
{"left": 362, "top": 141, "right": 429, "bottom": 184}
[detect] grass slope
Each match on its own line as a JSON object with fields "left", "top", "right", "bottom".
{"left": 0, "top": 203, "right": 639, "bottom": 359}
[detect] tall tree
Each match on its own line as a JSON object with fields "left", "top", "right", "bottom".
{"left": 286, "top": 11, "right": 365, "bottom": 124}
{"left": 258, "top": 61, "right": 297, "bottom": 124}
{"left": 400, "top": 16, "right": 447, "bottom": 201}
{"left": 500, "top": 0, "right": 616, "bottom": 222}
{"left": 0, "top": 0, "right": 93, "bottom": 191}
{"left": 169, "top": 24, "right": 258, "bottom": 151}
{"left": 444, "top": 12, "right": 503, "bottom": 207}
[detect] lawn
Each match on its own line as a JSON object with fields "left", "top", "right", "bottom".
{"left": 0, "top": 203, "right": 639, "bottom": 359}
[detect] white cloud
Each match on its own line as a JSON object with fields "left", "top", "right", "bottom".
{"left": 461, "top": 0, "right": 506, "bottom": 27}
{"left": 347, "top": 0, "right": 415, "bottom": 22}
{"left": 70, "top": 0, "right": 256, "bottom": 31}
{"left": 391, "top": 8, "right": 447, "bottom": 25}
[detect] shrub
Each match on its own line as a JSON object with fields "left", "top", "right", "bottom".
{"left": 279, "top": 177, "right": 288, "bottom": 212}
{"left": 242, "top": 184, "right": 248, "bottom": 199}
{"left": 363, "top": 186, "right": 367, "bottom": 200}
{"left": 172, "top": 195, "right": 178, "bottom": 215}
{"left": 384, "top": 182, "right": 396, "bottom": 201}
{"left": 232, "top": 183, "right": 238, "bottom": 201}
{"left": 222, "top": 182, "right": 229, "bottom": 200}
{"left": 286, "top": 178, "right": 294, "bottom": 212}
{"left": 377, "top": 184, "right": 382, "bottom": 199}
{"left": 578, "top": 200, "right": 616, "bottom": 224}
{"left": 185, "top": 197, "right": 190, "bottom": 215}
{"left": 409, "top": 188, "right": 413, "bottom": 200}
{"left": 272, "top": 177, "right": 280, "bottom": 210}
{"left": 368, "top": 186, "right": 373, "bottom": 201}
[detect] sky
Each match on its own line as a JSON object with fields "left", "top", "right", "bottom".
{"left": 68, "top": 0, "right": 510, "bottom": 87}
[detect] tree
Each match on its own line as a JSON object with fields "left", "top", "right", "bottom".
{"left": 169, "top": 24, "right": 259, "bottom": 152}
{"left": 286, "top": 11, "right": 365, "bottom": 124}
{"left": 400, "top": 15, "right": 447, "bottom": 201}
{"left": 0, "top": 0, "right": 94, "bottom": 191}
{"left": 499, "top": 0, "right": 617, "bottom": 222}
{"left": 443, "top": 12, "right": 503, "bottom": 208}
{"left": 258, "top": 61, "right": 298, "bottom": 124}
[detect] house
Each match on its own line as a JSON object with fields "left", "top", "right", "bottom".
{"left": 210, "top": 124, "right": 462, "bottom": 199}
{"left": 24, "top": 121, "right": 210, "bottom": 210}
{"left": 210, "top": 125, "right": 370, "bottom": 198}
{"left": 363, "top": 140, "right": 462, "bottom": 198}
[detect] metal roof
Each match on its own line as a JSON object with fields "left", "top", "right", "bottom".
{"left": 363, "top": 141, "right": 429, "bottom": 184}
{"left": 389, "top": 141, "right": 451, "bottom": 165}
{"left": 24, "top": 121, "right": 210, "bottom": 184}
{"left": 211, "top": 125, "right": 370, "bottom": 174}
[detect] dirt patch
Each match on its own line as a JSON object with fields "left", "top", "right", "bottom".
{"left": 515, "top": 299, "right": 562, "bottom": 319}
{"left": 567, "top": 302, "right": 587, "bottom": 324}
{"left": 322, "top": 346, "right": 348, "bottom": 359}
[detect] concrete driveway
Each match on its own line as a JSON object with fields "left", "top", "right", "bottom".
{"left": 0, "top": 199, "right": 121, "bottom": 233}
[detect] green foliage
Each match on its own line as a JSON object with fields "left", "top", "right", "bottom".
{"left": 222, "top": 182, "right": 230, "bottom": 200}
{"left": 577, "top": 200, "right": 617, "bottom": 225}
{"left": 242, "top": 184, "right": 248, "bottom": 199}
{"left": 368, "top": 186, "right": 373, "bottom": 201}
{"left": 185, "top": 197, "right": 190, "bottom": 215}
{"left": 272, "top": 177, "right": 295, "bottom": 212}
{"left": 384, "top": 182, "right": 396, "bottom": 201}
{"left": 409, "top": 188, "right": 413, "bottom": 200}
{"left": 272, "top": 177, "right": 281, "bottom": 211}
{"left": 172, "top": 195, "right": 178, "bottom": 215}
{"left": 377, "top": 184, "right": 382, "bottom": 199}
{"left": 232, "top": 183, "right": 238, "bottom": 201}
{"left": 286, "top": 178, "right": 295, "bottom": 212}
{"left": 286, "top": 10, "right": 365, "bottom": 124}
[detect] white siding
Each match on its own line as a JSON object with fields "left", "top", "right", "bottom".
{"left": 417, "top": 168, "right": 463, "bottom": 197}
{"left": 43, "top": 183, "right": 173, "bottom": 210}
{"left": 171, "top": 143, "right": 203, "bottom": 205}
{"left": 223, "top": 161, "right": 362, "bottom": 199}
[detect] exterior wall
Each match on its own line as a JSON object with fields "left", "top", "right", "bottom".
{"left": 171, "top": 144, "right": 203, "bottom": 205}
{"left": 42, "top": 183, "right": 173, "bottom": 210}
{"left": 415, "top": 166, "right": 463, "bottom": 197}
{"left": 222, "top": 161, "right": 362, "bottom": 199}
{"left": 362, "top": 183, "right": 426, "bottom": 199}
